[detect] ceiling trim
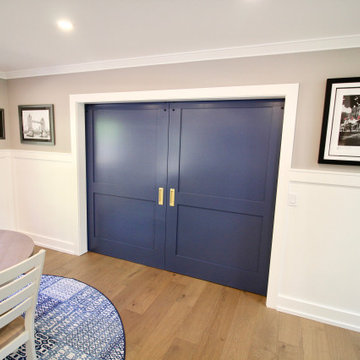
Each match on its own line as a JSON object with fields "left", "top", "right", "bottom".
{"left": 2, "top": 34, "right": 360, "bottom": 80}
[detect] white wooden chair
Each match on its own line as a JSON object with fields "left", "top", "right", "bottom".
{"left": 0, "top": 249, "right": 45, "bottom": 360}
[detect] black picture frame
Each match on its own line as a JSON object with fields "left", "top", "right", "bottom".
{"left": 0, "top": 108, "right": 4, "bottom": 139}
{"left": 318, "top": 77, "right": 360, "bottom": 165}
{"left": 18, "top": 104, "right": 55, "bottom": 145}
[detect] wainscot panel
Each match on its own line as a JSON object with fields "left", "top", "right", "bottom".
{"left": 11, "top": 150, "right": 78, "bottom": 254}
{"left": 276, "top": 169, "right": 360, "bottom": 332}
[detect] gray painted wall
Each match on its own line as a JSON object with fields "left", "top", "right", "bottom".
{"left": 4, "top": 48, "right": 360, "bottom": 171}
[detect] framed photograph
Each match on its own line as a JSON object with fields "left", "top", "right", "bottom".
{"left": 0, "top": 108, "right": 4, "bottom": 139}
{"left": 18, "top": 104, "right": 55, "bottom": 145}
{"left": 319, "top": 77, "right": 360, "bottom": 165}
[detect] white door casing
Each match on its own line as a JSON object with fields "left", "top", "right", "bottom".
{"left": 69, "top": 84, "right": 299, "bottom": 307}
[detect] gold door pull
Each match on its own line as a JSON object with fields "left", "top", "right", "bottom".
{"left": 169, "top": 188, "right": 175, "bottom": 207}
{"left": 158, "top": 187, "right": 164, "bottom": 206}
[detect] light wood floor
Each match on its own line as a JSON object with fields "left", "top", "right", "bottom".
{"left": 40, "top": 247, "right": 360, "bottom": 360}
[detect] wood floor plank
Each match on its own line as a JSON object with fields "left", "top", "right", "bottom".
{"left": 35, "top": 247, "right": 360, "bottom": 360}
{"left": 278, "top": 312, "right": 302, "bottom": 347}
{"left": 301, "top": 318, "right": 331, "bottom": 360}
{"left": 278, "top": 312, "right": 304, "bottom": 360}
{"left": 247, "top": 302, "right": 279, "bottom": 360}
{"left": 175, "top": 282, "right": 224, "bottom": 344}
{"left": 278, "top": 341, "right": 304, "bottom": 360}
{"left": 325, "top": 324, "right": 360, "bottom": 360}
{"left": 350, "top": 330, "right": 360, "bottom": 359}
{"left": 124, "top": 281, "right": 187, "bottom": 359}
{"left": 171, "top": 273, "right": 207, "bottom": 307}
{"left": 191, "top": 286, "right": 241, "bottom": 360}
{"left": 219, "top": 292, "right": 263, "bottom": 360}
{"left": 130, "top": 287, "right": 193, "bottom": 359}
{"left": 161, "top": 338, "right": 198, "bottom": 360}
{"left": 124, "top": 269, "right": 173, "bottom": 314}
{"left": 113, "top": 267, "right": 177, "bottom": 314}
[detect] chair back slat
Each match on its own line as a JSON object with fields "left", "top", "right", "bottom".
{"left": 0, "top": 332, "right": 29, "bottom": 360}
{"left": 0, "top": 282, "right": 36, "bottom": 315}
{"left": 0, "top": 297, "right": 32, "bottom": 328}
{"left": 0, "top": 251, "right": 44, "bottom": 285}
{"left": 0, "top": 267, "right": 38, "bottom": 302}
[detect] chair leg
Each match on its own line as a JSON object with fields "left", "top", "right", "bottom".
{"left": 25, "top": 310, "right": 37, "bottom": 359}
{"left": 25, "top": 334, "right": 36, "bottom": 360}
{"left": 26, "top": 338, "right": 37, "bottom": 360}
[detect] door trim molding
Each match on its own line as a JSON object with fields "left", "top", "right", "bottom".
{"left": 69, "top": 84, "right": 299, "bottom": 306}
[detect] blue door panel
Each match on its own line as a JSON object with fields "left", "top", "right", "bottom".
{"left": 86, "top": 103, "right": 168, "bottom": 268}
{"left": 176, "top": 205, "right": 263, "bottom": 272}
{"left": 94, "top": 194, "right": 156, "bottom": 250}
{"left": 165, "top": 100, "right": 284, "bottom": 295}
{"left": 92, "top": 108, "right": 159, "bottom": 195}
{"left": 178, "top": 106, "right": 272, "bottom": 201}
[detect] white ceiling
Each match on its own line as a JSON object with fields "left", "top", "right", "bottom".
{"left": 1, "top": 0, "right": 360, "bottom": 78}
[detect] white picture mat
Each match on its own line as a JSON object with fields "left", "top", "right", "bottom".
{"left": 22, "top": 109, "right": 51, "bottom": 140}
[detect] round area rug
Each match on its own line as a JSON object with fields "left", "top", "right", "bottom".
{"left": 6, "top": 275, "right": 125, "bottom": 360}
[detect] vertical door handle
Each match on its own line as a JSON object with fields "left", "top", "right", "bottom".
{"left": 158, "top": 187, "right": 164, "bottom": 206}
{"left": 169, "top": 188, "right": 175, "bottom": 207}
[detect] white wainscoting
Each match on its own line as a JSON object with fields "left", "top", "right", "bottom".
{"left": 9, "top": 150, "right": 78, "bottom": 254}
{"left": 0, "top": 150, "right": 15, "bottom": 229}
{"left": 275, "top": 169, "right": 360, "bottom": 332}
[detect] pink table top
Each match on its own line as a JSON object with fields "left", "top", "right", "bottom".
{"left": 0, "top": 230, "right": 34, "bottom": 271}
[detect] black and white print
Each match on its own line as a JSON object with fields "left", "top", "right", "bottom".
{"left": 338, "top": 95, "right": 360, "bottom": 146}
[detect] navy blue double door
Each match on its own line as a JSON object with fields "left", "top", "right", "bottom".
{"left": 86, "top": 100, "right": 284, "bottom": 295}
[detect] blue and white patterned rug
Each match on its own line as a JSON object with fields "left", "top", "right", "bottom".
{"left": 6, "top": 275, "right": 125, "bottom": 360}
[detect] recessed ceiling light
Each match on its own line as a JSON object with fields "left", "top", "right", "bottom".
{"left": 57, "top": 19, "right": 74, "bottom": 32}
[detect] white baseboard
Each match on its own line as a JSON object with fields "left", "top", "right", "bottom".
{"left": 22, "top": 230, "right": 76, "bottom": 255}
{"left": 278, "top": 295, "right": 360, "bottom": 332}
